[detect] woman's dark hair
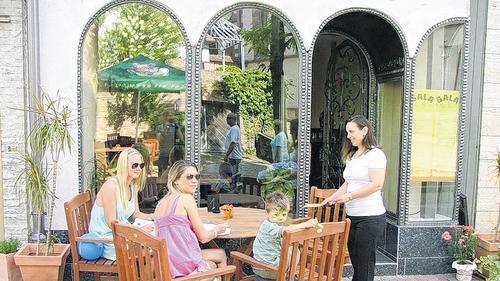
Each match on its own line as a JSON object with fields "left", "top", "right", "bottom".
{"left": 219, "top": 162, "right": 233, "bottom": 178}
{"left": 341, "top": 115, "right": 380, "bottom": 161}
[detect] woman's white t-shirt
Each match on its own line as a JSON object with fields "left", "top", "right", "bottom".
{"left": 343, "top": 147, "right": 387, "bottom": 216}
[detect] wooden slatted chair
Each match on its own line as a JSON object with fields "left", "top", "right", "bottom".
{"left": 308, "top": 186, "right": 346, "bottom": 223}
{"left": 64, "top": 191, "right": 118, "bottom": 281}
{"left": 111, "top": 222, "right": 236, "bottom": 281}
{"left": 231, "top": 219, "right": 351, "bottom": 281}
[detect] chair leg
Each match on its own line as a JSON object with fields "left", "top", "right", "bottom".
{"left": 72, "top": 266, "right": 80, "bottom": 281}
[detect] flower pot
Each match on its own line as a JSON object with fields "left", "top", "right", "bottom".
{"left": 452, "top": 260, "right": 477, "bottom": 281}
{"left": 476, "top": 233, "right": 500, "bottom": 256}
{"left": 0, "top": 253, "right": 22, "bottom": 281}
{"left": 14, "top": 243, "right": 70, "bottom": 281}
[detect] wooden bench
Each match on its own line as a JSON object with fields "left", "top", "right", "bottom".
{"left": 64, "top": 191, "right": 118, "bottom": 281}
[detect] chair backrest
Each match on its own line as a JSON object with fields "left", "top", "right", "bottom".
{"left": 143, "top": 139, "right": 159, "bottom": 162}
{"left": 277, "top": 219, "right": 351, "bottom": 281}
{"left": 240, "top": 177, "right": 261, "bottom": 195}
{"left": 64, "top": 191, "right": 93, "bottom": 262}
{"left": 308, "top": 186, "right": 346, "bottom": 223}
{"left": 112, "top": 222, "right": 171, "bottom": 281}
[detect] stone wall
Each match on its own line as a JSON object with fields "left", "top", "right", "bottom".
{"left": 476, "top": 0, "right": 500, "bottom": 231}
{"left": 0, "top": 0, "right": 28, "bottom": 240}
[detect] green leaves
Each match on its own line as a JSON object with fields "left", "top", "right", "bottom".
{"left": 98, "top": 4, "right": 183, "bottom": 69}
{"left": 213, "top": 66, "right": 274, "bottom": 151}
{"left": 260, "top": 168, "right": 295, "bottom": 198}
{"left": 0, "top": 238, "right": 20, "bottom": 254}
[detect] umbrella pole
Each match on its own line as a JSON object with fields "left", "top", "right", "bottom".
{"left": 135, "top": 92, "right": 140, "bottom": 143}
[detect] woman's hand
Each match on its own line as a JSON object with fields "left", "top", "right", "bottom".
{"left": 140, "top": 224, "right": 154, "bottom": 234}
{"left": 214, "top": 223, "right": 229, "bottom": 234}
{"left": 321, "top": 192, "right": 344, "bottom": 205}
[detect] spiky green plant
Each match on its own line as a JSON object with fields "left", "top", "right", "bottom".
{"left": 17, "top": 91, "right": 73, "bottom": 255}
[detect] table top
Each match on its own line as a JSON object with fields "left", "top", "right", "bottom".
{"left": 198, "top": 207, "right": 267, "bottom": 239}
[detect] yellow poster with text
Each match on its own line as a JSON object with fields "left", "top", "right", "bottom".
{"left": 410, "top": 89, "right": 459, "bottom": 182}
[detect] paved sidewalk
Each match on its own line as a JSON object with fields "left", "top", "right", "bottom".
{"left": 342, "top": 274, "right": 483, "bottom": 281}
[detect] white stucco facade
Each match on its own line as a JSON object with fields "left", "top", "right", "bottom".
{"left": 2, "top": 0, "right": 498, "bottom": 241}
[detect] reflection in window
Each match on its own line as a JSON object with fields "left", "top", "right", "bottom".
{"left": 200, "top": 9, "right": 299, "bottom": 211}
{"left": 409, "top": 24, "right": 464, "bottom": 221}
{"left": 81, "top": 3, "right": 186, "bottom": 194}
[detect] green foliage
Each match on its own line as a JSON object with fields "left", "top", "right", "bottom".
{"left": 99, "top": 3, "right": 183, "bottom": 131}
{"left": 239, "top": 16, "right": 297, "bottom": 59}
{"left": 98, "top": 3, "right": 183, "bottom": 69}
{"left": 16, "top": 92, "right": 73, "bottom": 255}
{"left": 106, "top": 92, "right": 168, "bottom": 131}
{"left": 476, "top": 253, "right": 500, "bottom": 281}
{"left": 441, "top": 225, "right": 478, "bottom": 263}
{"left": 213, "top": 66, "right": 274, "bottom": 152}
{"left": 259, "top": 168, "right": 295, "bottom": 199}
{"left": 0, "top": 238, "right": 20, "bottom": 254}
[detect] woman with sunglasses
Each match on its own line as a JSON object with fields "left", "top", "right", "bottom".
{"left": 88, "top": 147, "right": 155, "bottom": 260}
{"left": 154, "top": 160, "right": 228, "bottom": 279}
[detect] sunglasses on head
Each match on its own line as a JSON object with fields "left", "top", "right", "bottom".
{"left": 186, "top": 173, "right": 201, "bottom": 180}
{"left": 131, "top": 163, "right": 145, "bottom": 169}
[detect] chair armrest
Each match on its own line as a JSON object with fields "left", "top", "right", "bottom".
{"left": 230, "top": 251, "right": 278, "bottom": 272}
{"left": 75, "top": 236, "right": 113, "bottom": 243}
{"left": 175, "top": 265, "right": 236, "bottom": 281}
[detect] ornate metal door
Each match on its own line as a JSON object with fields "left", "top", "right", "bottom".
{"left": 321, "top": 40, "right": 369, "bottom": 188}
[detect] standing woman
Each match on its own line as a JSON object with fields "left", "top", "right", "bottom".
{"left": 154, "top": 160, "right": 228, "bottom": 278}
{"left": 322, "top": 115, "right": 387, "bottom": 281}
{"left": 89, "top": 147, "right": 155, "bottom": 260}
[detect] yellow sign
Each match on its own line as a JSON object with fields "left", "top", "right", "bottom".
{"left": 410, "top": 89, "right": 460, "bottom": 182}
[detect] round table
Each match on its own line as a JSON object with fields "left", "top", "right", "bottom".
{"left": 198, "top": 207, "right": 267, "bottom": 259}
{"left": 198, "top": 207, "right": 267, "bottom": 239}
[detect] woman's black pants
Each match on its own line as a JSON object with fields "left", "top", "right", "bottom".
{"left": 347, "top": 213, "right": 386, "bottom": 281}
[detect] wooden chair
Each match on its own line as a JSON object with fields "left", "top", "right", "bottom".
{"left": 64, "top": 191, "right": 118, "bottom": 281}
{"left": 111, "top": 222, "right": 236, "bottom": 281}
{"left": 308, "top": 186, "right": 346, "bottom": 223}
{"left": 143, "top": 139, "right": 159, "bottom": 162}
{"left": 231, "top": 220, "right": 351, "bottom": 281}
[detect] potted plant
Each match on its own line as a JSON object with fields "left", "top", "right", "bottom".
{"left": 14, "top": 92, "right": 72, "bottom": 281}
{"left": 476, "top": 253, "right": 500, "bottom": 281}
{"left": 0, "top": 238, "right": 21, "bottom": 281}
{"left": 441, "top": 225, "right": 479, "bottom": 281}
{"left": 257, "top": 161, "right": 297, "bottom": 202}
{"left": 476, "top": 150, "right": 500, "bottom": 258}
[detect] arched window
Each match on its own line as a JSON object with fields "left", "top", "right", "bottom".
{"left": 408, "top": 23, "right": 464, "bottom": 222}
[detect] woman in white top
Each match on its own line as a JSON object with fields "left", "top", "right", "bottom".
{"left": 322, "top": 115, "right": 387, "bottom": 281}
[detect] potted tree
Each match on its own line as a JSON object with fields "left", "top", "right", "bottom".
{"left": 13, "top": 92, "right": 72, "bottom": 281}
{"left": 0, "top": 238, "right": 21, "bottom": 281}
{"left": 476, "top": 150, "right": 500, "bottom": 258}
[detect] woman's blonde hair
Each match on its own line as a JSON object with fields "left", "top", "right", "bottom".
{"left": 115, "top": 148, "right": 146, "bottom": 209}
{"left": 166, "top": 160, "right": 198, "bottom": 195}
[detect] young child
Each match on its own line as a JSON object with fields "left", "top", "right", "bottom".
{"left": 210, "top": 162, "right": 234, "bottom": 193}
{"left": 253, "top": 192, "right": 318, "bottom": 280}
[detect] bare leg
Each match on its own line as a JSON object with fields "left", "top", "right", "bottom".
{"left": 202, "top": 248, "right": 227, "bottom": 267}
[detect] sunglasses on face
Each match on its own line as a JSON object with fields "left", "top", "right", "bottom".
{"left": 131, "top": 163, "right": 145, "bottom": 169}
{"left": 185, "top": 173, "right": 201, "bottom": 180}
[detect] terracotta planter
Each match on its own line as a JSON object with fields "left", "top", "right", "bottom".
{"left": 14, "top": 243, "right": 70, "bottom": 281}
{"left": 0, "top": 253, "right": 22, "bottom": 281}
{"left": 476, "top": 233, "right": 500, "bottom": 256}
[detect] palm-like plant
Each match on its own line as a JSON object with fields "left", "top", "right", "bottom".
{"left": 16, "top": 92, "right": 73, "bottom": 255}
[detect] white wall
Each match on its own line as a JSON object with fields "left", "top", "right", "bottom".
{"left": 35, "top": 0, "right": 469, "bottom": 230}
{"left": 475, "top": 0, "right": 500, "bottom": 232}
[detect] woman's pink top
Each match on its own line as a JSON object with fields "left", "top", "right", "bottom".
{"left": 155, "top": 194, "right": 204, "bottom": 278}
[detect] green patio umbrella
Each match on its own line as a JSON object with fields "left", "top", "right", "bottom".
{"left": 98, "top": 54, "right": 186, "bottom": 140}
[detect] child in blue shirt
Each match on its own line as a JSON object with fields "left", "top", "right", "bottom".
{"left": 253, "top": 192, "right": 318, "bottom": 280}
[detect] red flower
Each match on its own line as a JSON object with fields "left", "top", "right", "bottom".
{"left": 458, "top": 238, "right": 465, "bottom": 244}
{"left": 450, "top": 224, "right": 457, "bottom": 228}
{"left": 463, "top": 225, "right": 473, "bottom": 232}
{"left": 441, "top": 231, "right": 452, "bottom": 241}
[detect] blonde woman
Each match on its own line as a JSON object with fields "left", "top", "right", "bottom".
{"left": 89, "top": 147, "right": 155, "bottom": 260}
{"left": 154, "top": 160, "right": 228, "bottom": 279}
